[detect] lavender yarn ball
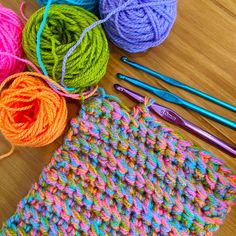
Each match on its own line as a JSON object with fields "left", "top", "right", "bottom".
{"left": 99, "top": 0, "right": 177, "bottom": 53}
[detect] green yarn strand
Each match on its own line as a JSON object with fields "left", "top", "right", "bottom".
{"left": 23, "top": 5, "right": 109, "bottom": 93}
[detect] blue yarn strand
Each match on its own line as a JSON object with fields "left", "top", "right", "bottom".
{"left": 36, "top": 0, "right": 53, "bottom": 76}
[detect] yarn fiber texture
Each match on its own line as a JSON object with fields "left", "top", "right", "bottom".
{"left": 0, "top": 5, "right": 25, "bottom": 83}
{"left": 0, "top": 72, "right": 67, "bottom": 149}
{"left": 99, "top": 0, "right": 177, "bottom": 53}
{"left": 1, "top": 89, "right": 236, "bottom": 235}
{"left": 37, "top": 0, "right": 99, "bottom": 14}
{"left": 23, "top": 5, "right": 109, "bottom": 93}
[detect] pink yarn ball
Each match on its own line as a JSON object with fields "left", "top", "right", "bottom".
{"left": 0, "top": 5, "right": 25, "bottom": 83}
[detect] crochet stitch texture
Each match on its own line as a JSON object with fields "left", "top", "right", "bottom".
{"left": 1, "top": 90, "right": 236, "bottom": 235}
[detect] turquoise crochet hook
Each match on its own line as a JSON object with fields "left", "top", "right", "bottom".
{"left": 121, "top": 57, "right": 236, "bottom": 113}
{"left": 117, "top": 73, "right": 236, "bottom": 130}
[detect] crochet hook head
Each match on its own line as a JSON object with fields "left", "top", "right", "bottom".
{"left": 114, "top": 84, "right": 144, "bottom": 103}
{"left": 120, "top": 56, "right": 129, "bottom": 63}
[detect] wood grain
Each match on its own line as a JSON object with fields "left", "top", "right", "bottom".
{"left": 0, "top": 0, "right": 236, "bottom": 234}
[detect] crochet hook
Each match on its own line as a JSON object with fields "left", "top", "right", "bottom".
{"left": 114, "top": 84, "right": 236, "bottom": 157}
{"left": 117, "top": 73, "right": 236, "bottom": 130}
{"left": 121, "top": 57, "right": 236, "bottom": 113}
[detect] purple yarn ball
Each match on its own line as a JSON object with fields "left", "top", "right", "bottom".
{"left": 99, "top": 0, "right": 177, "bottom": 53}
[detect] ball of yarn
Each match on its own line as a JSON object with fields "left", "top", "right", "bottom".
{"left": 0, "top": 72, "right": 67, "bottom": 147}
{"left": 37, "top": 0, "right": 99, "bottom": 14}
{"left": 99, "top": 0, "right": 177, "bottom": 53}
{"left": 0, "top": 5, "right": 25, "bottom": 83}
{"left": 23, "top": 5, "right": 109, "bottom": 93}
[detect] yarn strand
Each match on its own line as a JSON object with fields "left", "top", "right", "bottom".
{"left": 32, "top": 0, "right": 176, "bottom": 90}
{"left": 0, "top": 142, "right": 15, "bottom": 160}
{"left": 60, "top": 0, "right": 135, "bottom": 87}
{"left": 60, "top": 0, "right": 177, "bottom": 84}
{"left": 0, "top": 52, "right": 97, "bottom": 99}
{"left": 36, "top": 0, "right": 52, "bottom": 76}
{"left": 20, "top": 1, "right": 29, "bottom": 22}
{"left": 0, "top": 52, "right": 41, "bottom": 74}
{"left": 30, "top": 4, "right": 108, "bottom": 93}
{"left": 35, "top": 0, "right": 134, "bottom": 88}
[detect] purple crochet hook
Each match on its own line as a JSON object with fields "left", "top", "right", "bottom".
{"left": 114, "top": 84, "right": 236, "bottom": 157}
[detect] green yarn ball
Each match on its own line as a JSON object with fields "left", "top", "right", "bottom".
{"left": 23, "top": 5, "right": 109, "bottom": 93}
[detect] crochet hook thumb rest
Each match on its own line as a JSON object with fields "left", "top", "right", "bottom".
{"left": 114, "top": 84, "right": 236, "bottom": 157}
{"left": 117, "top": 73, "right": 236, "bottom": 130}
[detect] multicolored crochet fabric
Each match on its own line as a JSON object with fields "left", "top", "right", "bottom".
{"left": 1, "top": 89, "right": 236, "bottom": 235}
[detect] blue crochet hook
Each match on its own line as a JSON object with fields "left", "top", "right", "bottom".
{"left": 121, "top": 57, "right": 236, "bottom": 113}
{"left": 117, "top": 73, "right": 236, "bottom": 130}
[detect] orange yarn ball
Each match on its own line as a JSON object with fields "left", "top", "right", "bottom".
{"left": 0, "top": 72, "right": 68, "bottom": 149}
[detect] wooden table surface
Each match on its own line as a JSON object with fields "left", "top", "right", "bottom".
{"left": 0, "top": 0, "right": 236, "bottom": 234}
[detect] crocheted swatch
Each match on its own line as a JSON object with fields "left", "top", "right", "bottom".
{"left": 1, "top": 90, "right": 236, "bottom": 235}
